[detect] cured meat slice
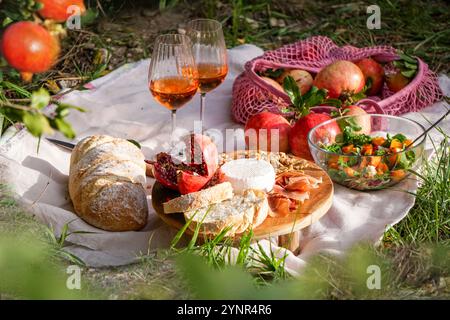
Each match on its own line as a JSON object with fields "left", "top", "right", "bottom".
{"left": 268, "top": 171, "right": 321, "bottom": 217}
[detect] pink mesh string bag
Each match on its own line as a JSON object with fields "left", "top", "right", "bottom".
{"left": 232, "top": 36, "right": 443, "bottom": 124}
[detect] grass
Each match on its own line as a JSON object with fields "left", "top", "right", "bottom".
{"left": 194, "top": 0, "right": 450, "bottom": 73}
{"left": 384, "top": 127, "right": 450, "bottom": 245}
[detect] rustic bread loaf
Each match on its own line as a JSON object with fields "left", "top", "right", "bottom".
{"left": 183, "top": 189, "right": 269, "bottom": 236}
{"left": 68, "top": 135, "right": 148, "bottom": 231}
{"left": 163, "top": 182, "right": 233, "bottom": 214}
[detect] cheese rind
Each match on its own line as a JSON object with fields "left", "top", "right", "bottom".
{"left": 184, "top": 189, "right": 269, "bottom": 235}
{"left": 220, "top": 158, "right": 275, "bottom": 194}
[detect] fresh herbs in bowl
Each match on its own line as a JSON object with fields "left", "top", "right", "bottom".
{"left": 308, "top": 114, "right": 426, "bottom": 191}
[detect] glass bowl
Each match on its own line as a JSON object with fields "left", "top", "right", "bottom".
{"left": 307, "top": 114, "right": 426, "bottom": 191}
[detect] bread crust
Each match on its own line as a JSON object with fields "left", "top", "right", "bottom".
{"left": 163, "top": 182, "right": 233, "bottom": 214}
{"left": 68, "top": 135, "right": 148, "bottom": 231}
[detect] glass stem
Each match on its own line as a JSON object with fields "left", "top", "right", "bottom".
{"left": 200, "top": 92, "right": 206, "bottom": 128}
{"left": 171, "top": 109, "right": 177, "bottom": 137}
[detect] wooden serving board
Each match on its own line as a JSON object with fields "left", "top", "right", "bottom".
{"left": 151, "top": 151, "right": 333, "bottom": 240}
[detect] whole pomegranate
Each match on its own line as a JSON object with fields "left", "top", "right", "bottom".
{"left": 340, "top": 105, "right": 371, "bottom": 135}
{"left": 386, "top": 72, "right": 410, "bottom": 93}
{"left": 277, "top": 69, "right": 313, "bottom": 95}
{"left": 153, "top": 134, "right": 218, "bottom": 195}
{"left": 313, "top": 60, "right": 365, "bottom": 99}
{"left": 245, "top": 111, "right": 292, "bottom": 153}
{"left": 37, "top": 0, "right": 86, "bottom": 22}
{"left": 260, "top": 76, "right": 284, "bottom": 93}
{"left": 355, "top": 58, "right": 385, "bottom": 96}
{"left": 289, "top": 113, "right": 341, "bottom": 160}
{"left": 1, "top": 21, "right": 60, "bottom": 82}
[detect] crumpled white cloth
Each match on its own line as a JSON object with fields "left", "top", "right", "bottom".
{"left": 0, "top": 44, "right": 449, "bottom": 270}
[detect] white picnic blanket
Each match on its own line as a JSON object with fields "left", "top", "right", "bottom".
{"left": 0, "top": 45, "right": 449, "bottom": 271}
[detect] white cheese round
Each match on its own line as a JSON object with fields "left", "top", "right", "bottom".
{"left": 220, "top": 158, "right": 275, "bottom": 194}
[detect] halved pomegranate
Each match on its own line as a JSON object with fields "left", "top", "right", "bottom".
{"left": 153, "top": 134, "right": 219, "bottom": 194}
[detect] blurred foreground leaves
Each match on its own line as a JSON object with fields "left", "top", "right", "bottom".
{"left": 0, "top": 233, "right": 88, "bottom": 299}
{"left": 175, "top": 242, "right": 449, "bottom": 299}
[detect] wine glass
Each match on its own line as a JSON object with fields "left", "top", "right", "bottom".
{"left": 148, "top": 34, "right": 199, "bottom": 137}
{"left": 186, "top": 19, "right": 228, "bottom": 128}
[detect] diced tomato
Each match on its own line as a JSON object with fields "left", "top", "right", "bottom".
{"left": 390, "top": 169, "right": 406, "bottom": 181}
{"left": 376, "top": 162, "right": 389, "bottom": 174}
{"left": 372, "top": 137, "right": 386, "bottom": 146}
{"left": 404, "top": 139, "right": 413, "bottom": 147}
{"left": 390, "top": 147, "right": 403, "bottom": 156}
{"left": 344, "top": 167, "right": 355, "bottom": 177}
{"left": 388, "top": 154, "right": 398, "bottom": 168}
{"left": 361, "top": 144, "right": 373, "bottom": 156}
{"left": 390, "top": 139, "right": 403, "bottom": 150}
{"left": 359, "top": 156, "right": 368, "bottom": 168}
{"left": 328, "top": 162, "right": 339, "bottom": 169}
{"left": 369, "top": 156, "right": 382, "bottom": 167}
{"left": 342, "top": 144, "right": 355, "bottom": 154}
{"left": 328, "top": 154, "right": 340, "bottom": 163}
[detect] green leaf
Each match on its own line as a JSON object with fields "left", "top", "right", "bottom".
{"left": 58, "top": 108, "right": 70, "bottom": 118}
{"left": 404, "top": 61, "right": 418, "bottom": 70}
{"left": 401, "top": 69, "right": 417, "bottom": 78}
{"left": 0, "top": 114, "right": 4, "bottom": 138}
{"left": 304, "top": 87, "right": 328, "bottom": 110}
{"left": 31, "top": 88, "right": 50, "bottom": 110}
{"left": 188, "top": 206, "right": 212, "bottom": 250}
{"left": 54, "top": 118, "right": 76, "bottom": 139}
{"left": 392, "top": 133, "right": 407, "bottom": 143}
{"left": 261, "top": 68, "right": 284, "bottom": 79}
{"left": 339, "top": 126, "right": 372, "bottom": 146}
{"left": 127, "top": 139, "right": 141, "bottom": 149}
{"left": 283, "top": 75, "right": 302, "bottom": 107}
{"left": 23, "top": 112, "right": 52, "bottom": 137}
{"left": 323, "top": 98, "right": 342, "bottom": 108}
{"left": 302, "top": 85, "right": 318, "bottom": 101}
{"left": 80, "top": 8, "right": 98, "bottom": 26}
{"left": 304, "top": 89, "right": 326, "bottom": 109}
{"left": 364, "top": 77, "right": 373, "bottom": 93}
{"left": 59, "top": 222, "right": 70, "bottom": 246}
{"left": 55, "top": 102, "right": 86, "bottom": 113}
{"left": 2, "top": 17, "right": 13, "bottom": 27}
{"left": 2, "top": 81, "right": 31, "bottom": 98}
{"left": 398, "top": 52, "right": 417, "bottom": 64}
{"left": 350, "top": 91, "right": 366, "bottom": 103}
{"left": 171, "top": 209, "right": 198, "bottom": 250}
{"left": 393, "top": 61, "right": 404, "bottom": 69}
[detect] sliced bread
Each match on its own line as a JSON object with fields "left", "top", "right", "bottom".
{"left": 163, "top": 182, "right": 233, "bottom": 214}
{"left": 184, "top": 189, "right": 269, "bottom": 236}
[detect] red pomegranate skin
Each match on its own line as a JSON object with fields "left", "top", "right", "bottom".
{"left": 355, "top": 58, "right": 385, "bottom": 95}
{"left": 37, "top": 0, "right": 86, "bottom": 22}
{"left": 1, "top": 22, "right": 60, "bottom": 74}
{"left": 386, "top": 72, "right": 410, "bottom": 93}
{"left": 245, "top": 111, "right": 292, "bottom": 153}
{"left": 313, "top": 60, "right": 365, "bottom": 99}
{"left": 289, "top": 113, "right": 341, "bottom": 160}
{"left": 341, "top": 105, "right": 371, "bottom": 135}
